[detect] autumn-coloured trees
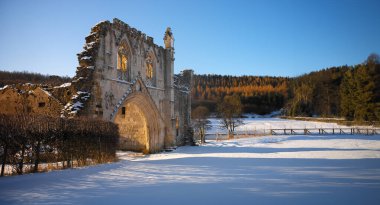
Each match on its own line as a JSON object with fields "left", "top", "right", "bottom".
{"left": 192, "top": 75, "right": 288, "bottom": 114}
{"left": 192, "top": 54, "right": 379, "bottom": 122}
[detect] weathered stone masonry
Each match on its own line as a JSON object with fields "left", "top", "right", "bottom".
{"left": 0, "top": 18, "right": 193, "bottom": 153}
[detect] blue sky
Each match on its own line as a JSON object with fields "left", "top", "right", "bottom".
{"left": 0, "top": 0, "right": 379, "bottom": 77}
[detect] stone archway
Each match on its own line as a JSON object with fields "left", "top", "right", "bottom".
{"left": 114, "top": 101, "right": 148, "bottom": 152}
{"left": 113, "top": 91, "right": 164, "bottom": 153}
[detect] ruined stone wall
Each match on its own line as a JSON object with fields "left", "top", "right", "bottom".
{"left": 75, "top": 19, "right": 173, "bottom": 120}
{"left": 0, "top": 84, "right": 63, "bottom": 117}
{"left": 73, "top": 18, "right": 178, "bottom": 152}
{"left": 0, "top": 19, "right": 193, "bottom": 153}
{"left": 174, "top": 70, "right": 194, "bottom": 146}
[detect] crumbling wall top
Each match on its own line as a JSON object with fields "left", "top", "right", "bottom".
{"left": 90, "top": 18, "right": 164, "bottom": 48}
{"left": 174, "top": 69, "right": 193, "bottom": 93}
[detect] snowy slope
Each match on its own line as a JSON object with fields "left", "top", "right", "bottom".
{"left": 1, "top": 132, "right": 380, "bottom": 204}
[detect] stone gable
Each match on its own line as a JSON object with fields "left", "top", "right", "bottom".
{"left": 0, "top": 19, "right": 193, "bottom": 153}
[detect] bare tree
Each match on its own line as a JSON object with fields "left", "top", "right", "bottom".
{"left": 217, "top": 95, "right": 243, "bottom": 139}
{"left": 0, "top": 115, "right": 14, "bottom": 176}
{"left": 365, "top": 53, "right": 380, "bottom": 65}
{"left": 192, "top": 106, "right": 211, "bottom": 144}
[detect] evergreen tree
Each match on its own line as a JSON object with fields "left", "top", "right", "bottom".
{"left": 340, "top": 70, "right": 355, "bottom": 120}
{"left": 353, "top": 65, "right": 376, "bottom": 121}
{"left": 366, "top": 54, "right": 380, "bottom": 121}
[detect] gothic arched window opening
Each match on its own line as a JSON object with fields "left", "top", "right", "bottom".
{"left": 117, "top": 42, "right": 130, "bottom": 81}
{"left": 146, "top": 56, "right": 154, "bottom": 79}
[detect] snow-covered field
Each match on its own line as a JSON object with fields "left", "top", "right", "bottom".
{"left": 207, "top": 117, "right": 376, "bottom": 138}
{"left": 1, "top": 118, "right": 380, "bottom": 205}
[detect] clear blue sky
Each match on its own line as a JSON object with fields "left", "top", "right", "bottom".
{"left": 1, "top": 0, "right": 379, "bottom": 77}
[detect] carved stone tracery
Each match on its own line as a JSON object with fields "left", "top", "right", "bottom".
{"left": 117, "top": 40, "right": 130, "bottom": 81}
{"left": 145, "top": 55, "right": 153, "bottom": 79}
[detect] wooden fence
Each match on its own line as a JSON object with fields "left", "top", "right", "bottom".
{"left": 270, "top": 128, "right": 379, "bottom": 135}
{"left": 205, "top": 128, "right": 380, "bottom": 140}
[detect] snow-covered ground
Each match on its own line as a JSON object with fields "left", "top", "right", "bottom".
{"left": 1, "top": 118, "right": 380, "bottom": 205}
{"left": 207, "top": 117, "right": 375, "bottom": 137}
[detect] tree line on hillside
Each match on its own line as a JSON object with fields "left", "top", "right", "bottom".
{"left": 286, "top": 54, "right": 380, "bottom": 122}
{"left": 0, "top": 114, "right": 119, "bottom": 176}
{"left": 286, "top": 66, "right": 349, "bottom": 117}
{"left": 192, "top": 54, "right": 380, "bottom": 144}
{"left": 192, "top": 54, "right": 379, "bottom": 122}
{"left": 192, "top": 75, "right": 289, "bottom": 114}
{"left": 0, "top": 70, "right": 71, "bottom": 87}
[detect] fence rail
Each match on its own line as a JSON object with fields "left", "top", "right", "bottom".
{"left": 270, "top": 128, "right": 379, "bottom": 135}
{"left": 205, "top": 128, "right": 380, "bottom": 140}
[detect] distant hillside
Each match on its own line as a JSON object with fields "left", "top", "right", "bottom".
{"left": 286, "top": 54, "right": 380, "bottom": 121}
{"left": 192, "top": 75, "right": 289, "bottom": 114}
{"left": 192, "top": 54, "right": 379, "bottom": 121}
{"left": 0, "top": 70, "right": 71, "bottom": 87}
{"left": 285, "top": 66, "right": 349, "bottom": 117}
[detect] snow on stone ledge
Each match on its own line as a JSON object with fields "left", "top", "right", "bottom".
{"left": 41, "top": 89, "right": 52, "bottom": 97}
{"left": 80, "top": 56, "right": 92, "bottom": 60}
{"left": 94, "top": 20, "right": 108, "bottom": 28}
{"left": 71, "top": 101, "right": 84, "bottom": 111}
{"left": 54, "top": 82, "right": 72, "bottom": 89}
{"left": 61, "top": 91, "right": 91, "bottom": 117}
{"left": 84, "top": 42, "right": 96, "bottom": 50}
{"left": 0, "top": 85, "right": 9, "bottom": 91}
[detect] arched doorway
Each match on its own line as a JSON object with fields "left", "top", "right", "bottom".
{"left": 113, "top": 91, "right": 164, "bottom": 153}
{"left": 114, "top": 101, "right": 148, "bottom": 152}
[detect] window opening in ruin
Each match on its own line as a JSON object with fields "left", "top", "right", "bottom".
{"left": 95, "top": 110, "right": 103, "bottom": 115}
{"left": 122, "top": 107, "right": 126, "bottom": 115}
{"left": 147, "top": 63, "right": 153, "bottom": 79}
{"left": 118, "top": 55, "right": 127, "bottom": 71}
{"left": 38, "top": 102, "right": 46, "bottom": 108}
{"left": 117, "top": 42, "right": 129, "bottom": 81}
{"left": 146, "top": 56, "right": 153, "bottom": 79}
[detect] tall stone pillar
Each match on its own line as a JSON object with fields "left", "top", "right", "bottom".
{"left": 163, "top": 27, "right": 176, "bottom": 148}
{"left": 182, "top": 69, "right": 194, "bottom": 145}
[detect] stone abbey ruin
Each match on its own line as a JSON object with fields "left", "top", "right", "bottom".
{"left": 0, "top": 18, "right": 193, "bottom": 153}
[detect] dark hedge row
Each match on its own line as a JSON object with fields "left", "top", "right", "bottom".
{"left": 0, "top": 115, "right": 119, "bottom": 176}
